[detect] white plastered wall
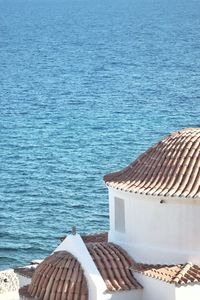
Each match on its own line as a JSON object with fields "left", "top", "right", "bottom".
{"left": 0, "top": 291, "right": 19, "bottom": 300}
{"left": 108, "top": 187, "right": 200, "bottom": 264}
{"left": 134, "top": 274, "right": 175, "bottom": 300}
{"left": 134, "top": 273, "right": 200, "bottom": 300}
{"left": 0, "top": 269, "right": 19, "bottom": 300}
{"left": 104, "top": 290, "right": 142, "bottom": 300}
{"left": 175, "top": 284, "right": 200, "bottom": 300}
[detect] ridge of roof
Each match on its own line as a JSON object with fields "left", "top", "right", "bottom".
{"left": 131, "top": 262, "right": 200, "bottom": 285}
{"left": 104, "top": 128, "right": 200, "bottom": 199}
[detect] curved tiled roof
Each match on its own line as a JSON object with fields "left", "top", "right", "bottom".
{"left": 59, "top": 232, "right": 108, "bottom": 243}
{"left": 82, "top": 232, "right": 108, "bottom": 244}
{"left": 104, "top": 128, "right": 200, "bottom": 198}
{"left": 131, "top": 262, "right": 200, "bottom": 285}
{"left": 87, "top": 242, "right": 142, "bottom": 291}
{"left": 19, "top": 251, "right": 88, "bottom": 300}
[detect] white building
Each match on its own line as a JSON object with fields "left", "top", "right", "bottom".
{"left": 17, "top": 128, "right": 200, "bottom": 300}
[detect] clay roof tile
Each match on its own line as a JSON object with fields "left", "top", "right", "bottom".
{"left": 19, "top": 251, "right": 88, "bottom": 300}
{"left": 104, "top": 128, "right": 200, "bottom": 199}
{"left": 87, "top": 242, "right": 142, "bottom": 291}
{"left": 131, "top": 262, "right": 200, "bottom": 285}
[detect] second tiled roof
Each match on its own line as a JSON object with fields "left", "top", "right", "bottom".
{"left": 87, "top": 242, "right": 142, "bottom": 291}
{"left": 59, "top": 232, "right": 108, "bottom": 243}
{"left": 131, "top": 262, "right": 200, "bottom": 285}
{"left": 104, "top": 128, "right": 200, "bottom": 199}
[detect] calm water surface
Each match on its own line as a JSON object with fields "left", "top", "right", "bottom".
{"left": 0, "top": 0, "right": 200, "bottom": 270}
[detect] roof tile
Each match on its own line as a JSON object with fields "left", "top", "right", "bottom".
{"left": 87, "top": 242, "right": 142, "bottom": 291}
{"left": 131, "top": 262, "right": 200, "bottom": 285}
{"left": 19, "top": 251, "right": 88, "bottom": 300}
{"left": 59, "top": 232, "right": 108, "bottom": 243}
{"left": 104, "top": 128, "right": 200, "bottom": 199}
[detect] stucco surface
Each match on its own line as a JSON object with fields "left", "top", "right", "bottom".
{"left": 109, "top": 188, "right": 200, "bottom": 264}
{"left": 0, "top": 270, "right": 19, "bottom": 294}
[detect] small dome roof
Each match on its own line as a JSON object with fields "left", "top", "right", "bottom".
{"left": 104, "top": 128, "right": 200, "bottom": 199}
{"left": 19, "top": 251, "right": 88, "bottom": 300}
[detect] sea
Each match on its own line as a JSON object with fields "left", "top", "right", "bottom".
{"left": 0, "top": 0, "right": 200, "bottom": 271}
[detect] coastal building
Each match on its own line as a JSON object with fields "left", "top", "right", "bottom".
{"left": 9, "top": 128, "right": 200, "bottom": 299}
{"left": 18, "top": 232, "right": 142, "bottom": 300}
{"left": 104, "top": 127, "right": 200, "bottom": 264}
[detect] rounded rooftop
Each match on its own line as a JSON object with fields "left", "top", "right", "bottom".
{"left": 19, "top": 251, "right": 88, "bottom": 300}
{"left": 104, "top": 128, "right": 200, "bottom": 199}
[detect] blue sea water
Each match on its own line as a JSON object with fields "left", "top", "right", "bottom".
{"left": 0, "top": 0, "right": 200, "bottom": 270}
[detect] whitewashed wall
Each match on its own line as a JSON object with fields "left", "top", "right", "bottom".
{"left": 108, "top": 187, "right": 200, "bottom": 264}
{"left": 105, "top": 290, "right": 142, "bottom": 300}
{"left": 0, "top": 291, "right": 19, "bottom": 300}
{"left": 176, "top": 284, "right": 200, "bottom": 300}
{"left": 135, "top": 273, "right": 175, "bottom": 300}
{"left": 0, "top": 269, "right": 19, "bottom": 300}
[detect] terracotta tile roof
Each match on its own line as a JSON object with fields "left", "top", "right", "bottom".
{"left": 87, "top": 242, "right": 142, "bottom": 291}
{"left": 104, "top": 128, "right": 200, "bottom": 199}
{"left": 18, "top": 285, "right": 34, "bottom": 299}
{"left": 19, "top": 251, "right": 88, "bottom": 300}
{"left": 82, "top": 232, "right": 108, "bottom": 244}
{"left": 131, "top": 262, "right": 200, "bottom": 285}
{"left": 59, "top": 232, "right": 108, "bottom": 243}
